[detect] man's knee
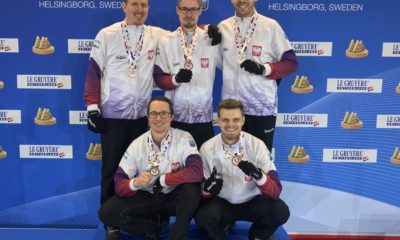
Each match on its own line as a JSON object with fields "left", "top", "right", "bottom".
{"left": 179, "top": 183, "right": 201, "bottom": 202}
{"left": 98, "top": 204, "right": 113, "bottom": 226}
{"left": 274, "top": 200, "right": 290, "bottom": 226}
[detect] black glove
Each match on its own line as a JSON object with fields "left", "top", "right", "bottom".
{"left": 207, "top": 25, "right": 222, "bottom": 46}
{"left": 153, "top": 177, "right": 163, "bottom": 198}
{"left": 203, "top": 167, "right": 223, "bottom": 195}
{"left": 175, "top": 69, "right": 192, "bottom": 83}
{"left": 238, "top": 161, "right": 263, "bottom": 181}
{"left": 240, "top": 59, "right": 265, "bottom": 76}
{"left": 87, "top": 110, "right": 105, "bottom": 133}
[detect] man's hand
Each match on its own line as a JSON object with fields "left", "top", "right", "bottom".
{"left": 152, "top": 177, "right": 163, "bottom": 198}
{"left": 87, "top": 110, "right": 105, "bottom": 133}
{"left": 134, "top": 171, "right": 153, "bottom": 188}
{"left": 203, "top": 167, "right": 223, "bottom": 195}
{"left": 175, "top": 69, "right": 193, "bottom": 83}
{"left": 207, "top": 25, "right": 222, "bottom": 46}
{"left": 240, "top": 59, "right": 265, "bottom": 76}
{"left": 238, "top": 161, "right": 263, "bottom": 181}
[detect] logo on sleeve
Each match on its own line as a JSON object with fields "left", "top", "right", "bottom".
{"left": 201, "top": 58, "right": 209, "bottom": 68}
{"left": 252, "top": 45, "right": 262, "bottom": 56}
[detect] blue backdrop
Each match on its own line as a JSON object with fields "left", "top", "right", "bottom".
{"left": 1, "top": 0, "right": 399, "bottom": 237}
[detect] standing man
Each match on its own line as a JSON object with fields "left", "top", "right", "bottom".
{"left": 219, "top": 0, "right": 298, "bottom": 151}
{"left": 99, "top": 96, "right": 203, "bottom": 240}
{"left": 83, "top": 0, "right": 168, "bottom": 237}
{"left": 153, "top": 0, "right": 222, "bottom": 148}
{"left": 195, "top": 99, "right": 289, "bottom": 240}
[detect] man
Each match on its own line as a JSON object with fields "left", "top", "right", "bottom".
{"left": 195, "top": 99, "right": 289, "bottom": 240}
{"left": 218, "top": 0, "right": 298, "bottom": 151}
{"left": 98, "top": 96, "right": 203, "bottom": 240}
{"left": 153, "top": 0, "right": 222, "bottom": 148}
{"left": 83, "top": 0, "right": 168, "bottom": 236}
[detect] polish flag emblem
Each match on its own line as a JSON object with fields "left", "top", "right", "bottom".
{"left": 252, "top": 45, "right": 262, "bottom": 56}
{"left": 148, "top": 50, "right": 154, "bottom": 60}
{"left": 201, "top": 58, "right": 209, "bottom": 68}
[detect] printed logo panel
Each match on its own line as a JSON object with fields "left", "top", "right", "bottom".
{"left": 276, "top": 113, "right": 328, "bottom": 128}
{"left": 0, "top": 110, "right": 21, "bottom": 124}
{"left": 327, "top": 78, "right": 382, "bottom": 93}
{"left": 323, "top": 149, "right": 377, "bottom": 163}
{"left": 19, "top": 145, "right": 73, "bottom": 159}
{"left": 17, "top": 75, "right": 72, "bottom": 89}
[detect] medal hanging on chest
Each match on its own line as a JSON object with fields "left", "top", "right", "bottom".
{"left": 222, "top": 135, "right": 245, "bottom": 166}
{"left": 147, "top": 131, "right": 172, "bottom": 176}
{"left": 121, "top": 21, "right": 145, "bottom": 78}
{"left": 233, "top": 13, "right": 259, "bottom": 64}
{"left": 179, "top": 27, "right": 198, "bottom": 70}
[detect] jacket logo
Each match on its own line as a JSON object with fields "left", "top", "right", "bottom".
{"left": 252, "top": 45, "right": 262, "bottom": 56}
{"left": 171, "top": 162, "right": 180, "bottom": 173}
{"left": 201, "top": 58, "right": 209, "bottom": 68}
{"left": 148, "top": 50, "right": 154, "bottom": 60}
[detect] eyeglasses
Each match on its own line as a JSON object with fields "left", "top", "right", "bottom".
{"left": 148, "top": 111, "right": 172, "bottom": 119}
{"left": 178, "top": 7, "right": 201, "bottom": 14}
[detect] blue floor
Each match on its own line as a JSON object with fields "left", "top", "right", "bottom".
{"left": 0, "top": 224, "right": 290, "bottom": 240}
{"left": 0, "top": 187, "right": 290, "bottom": 239}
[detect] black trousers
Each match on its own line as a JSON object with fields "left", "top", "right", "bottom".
{"left": 195, "top": 195, "right": 290, "bottom": 240}
{"left": 242, "top": 115, "right": 276, "bottom": 152}
{"left": 100, "top": 117, "right": 148, "bottom": 204}
{"left": 99, "top": 183, "right": 200, "bottom": 240}
{"left": 171, "top": 121, "right": 214, "bottom": 149}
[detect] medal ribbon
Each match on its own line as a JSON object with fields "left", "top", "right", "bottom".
{"left": 233, "top": 12, "right": 259, "bottom": 62}
{"left": 178, "top": 27, "right": 198, "bottom": 66}
{"left": 121, "top": 21, "right": 145, "bottom": 76}
{"left": 222, "top": 133, "right": 245, "bottom": 164}
{"left": 147, "top": 129, "right": 172, "bottom": 170}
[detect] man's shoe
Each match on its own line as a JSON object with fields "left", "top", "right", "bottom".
{"left": 106, "top": 226, "right": 120, "bottom": 240}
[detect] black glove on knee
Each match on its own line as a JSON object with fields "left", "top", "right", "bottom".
{"left": 202, "top": 167, "right": 223, "bottom": 195}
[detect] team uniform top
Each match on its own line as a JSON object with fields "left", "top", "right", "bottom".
{"left": 114, "top": 128, "right": 203, "bottom": 196}
{"left": 154, "top": 27, "right": 222, "bottom": 123}
{"left": 200, "top": 131, "right": 282, "bottom": 204}
{"left": 219, "top": 11, "right": 297, "bottom": 116}
{"left": 84, "top": 22, "right": 169, "bottom": 119}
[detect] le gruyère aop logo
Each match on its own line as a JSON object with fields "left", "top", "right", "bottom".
{"left": 346, "top": 39, "right": 368, "bottom": 58}
{"left": 288, "top": 146, "right": 309, "bottom": 163}
{"left": 34, "top": 107, "right": 56, "bottom": 126}
{"left": 86, "top": 143, "right": 102, "bottom": 160}
{"left": 391, "top": 147, "right": 400, "bottom": 164}
{"left": 341, "top": 112, "right": 362, "bottom": 129}
{"left": 0, "top": 81, "right": 4, "bottom": 89}
{"left": 0, "top": 145, "right": 6, "bottom": 159}
{"left": 291, "top": 75, "right": 313, "bottom": 94}
{"left": 32, "top": 36, "right": 55, "bottom": 55}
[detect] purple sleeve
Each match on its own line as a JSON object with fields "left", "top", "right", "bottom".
{"left": 165, "top": 154, "right": 203, "bottom": 186}
{"left": 84, "top": 57, "right": 101, "bottom": 106}
{"left": 266, "top": 49, "right": 298, "bottom": 80}
{"left": 256, "top": 170, "right": 282, "bottom": 200}
{"left": 114, "top": 167, "right": 137, "bottom": 197}
{"left": 153, "top": 65, "right": 177, "bottom": 91}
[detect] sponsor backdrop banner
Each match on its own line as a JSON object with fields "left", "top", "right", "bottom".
{"left": 1, "top": 0, "right": 399, "bottom": 236}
